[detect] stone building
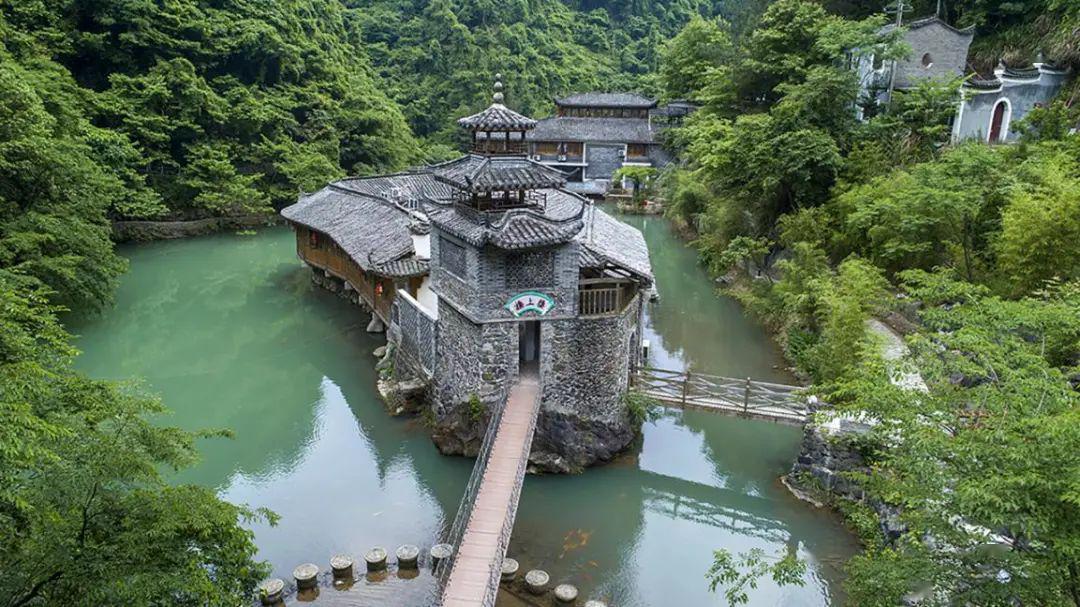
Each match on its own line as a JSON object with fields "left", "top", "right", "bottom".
{"left": 856, "top": 16, "right": 975, "bottom": 117}
{"left": 953, "top": 57, "right": 1071, "bottom": 143}
{"left": 281, "top": 80, "right": 654, "bottom": 472}
{"left": 526, "top": 92, "right": 681, "bottom": 196}
{"left": 855, "top": 15, "right": 1072, "bottom": 142}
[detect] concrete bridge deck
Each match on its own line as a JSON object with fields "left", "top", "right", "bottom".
{"left": 441, "top": 373, "right": 541, "bottom": 607}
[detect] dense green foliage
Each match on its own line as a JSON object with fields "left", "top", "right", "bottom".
{"left": 660, "top": 1, "right": 1080, "bottom": 604}
{"left": 3, "top": 0, "right": 419, "bottom": 222}
{"left": 0, "top": 273, "right": 272, "bottom": 606}
{"left": 351, "top": 0, "right": 769, "bottom": 147}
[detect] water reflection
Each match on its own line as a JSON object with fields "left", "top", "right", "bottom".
{"left": 70, "top": 226, "right": 854, "bottom": 607}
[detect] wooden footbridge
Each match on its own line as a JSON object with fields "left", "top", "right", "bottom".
{"left": 435, "top": 372, "right": 542, "bottom": 607}
{"left": 631, "top": 367, "right": 810, "bottom": 423}
{"left": 431, "top": 367, "right": 806, "bottom": 606}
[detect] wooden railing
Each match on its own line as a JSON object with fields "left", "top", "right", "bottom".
{"left": 294, "top": 228, "right": 395, "bottom": 323}
{"left": 631, "top": 367, "right": 811, "bottom": 423}
{"left": 578, "top": 279, "right": 634, "bottom": 317}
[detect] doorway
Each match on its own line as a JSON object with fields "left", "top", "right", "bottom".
{"left": 518, "top": 321, "right": 541, "bottom": 370}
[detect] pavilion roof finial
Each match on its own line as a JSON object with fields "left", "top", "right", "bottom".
{"left": 457, "top": 74, "right": 536, "bottom": 132}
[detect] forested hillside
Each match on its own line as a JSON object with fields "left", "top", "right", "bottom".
{"left": 351, "top": 0, "right": 767, "bottom": 147}
{"left": 658, "top": 1, "right": 1080, "bottom": 604}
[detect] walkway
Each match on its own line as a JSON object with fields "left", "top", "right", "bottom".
{"left": 632, "top": 367, "right": 809, "bottom": 423}
{"left": 441, "top": 372, "right": 541, "bottom": 607}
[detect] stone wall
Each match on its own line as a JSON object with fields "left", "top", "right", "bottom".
{"left": 430, "top": 302, "right": 519, "bottom": 455}
{"left": 475, "top": 242, "right": 581, "bottom": 321}
{"left": 585, "top": 144, "right": 624, "bottom": 180}
{"left": 892, "top": 22, "right": 971, "bottom": 89}
{"left": 788, "top": 418, "right": 906, "bottom": 542}
{"left": 530, "top": 294, "right": 642, "bottom": 472}
{"left": 390, "top": 293, "right": 437, "bottom": 379}
{"left": 956, "top": 71, "right": 1070, "bottom": 143}
{"left": 432, "top": 228, "right": 581, "bottom": 323}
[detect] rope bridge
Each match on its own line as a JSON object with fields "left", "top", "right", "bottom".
{"left": 631, "top": 367, "right": 811, "bottom": 423}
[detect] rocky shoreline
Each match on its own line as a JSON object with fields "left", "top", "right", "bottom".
{"left": 112, "top": 214, "right": 283, "bottom": 242}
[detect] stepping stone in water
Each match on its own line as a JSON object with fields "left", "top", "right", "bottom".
{"left": 293, "top": 563, "right": 319, "bottom": 590}
{"left": 554, "top": 583, "right": 579, "bottom": 603}
{"left": 501, "top": 557, "right": 519, "bottom": 582}
{"left": 525, "top": 569, "right": 550, "bottom": 595}
{"left": 365, "top": 547, "right": 388, "bottom": 572}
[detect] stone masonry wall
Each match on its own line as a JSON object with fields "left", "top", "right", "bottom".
{"left": 474, "top": 242, "right": 580, "bottom": 321}
{"left": 530, "top": 294, "right": 642, "bottom": 472}
{"left": 585, "top": 144, "right": 624, "bottom": 180}
{"left": 430, "top": 302, "right": 519, "bottom": 456}
{"left": 789, "top": 418, "right": 906, "bottom": 541}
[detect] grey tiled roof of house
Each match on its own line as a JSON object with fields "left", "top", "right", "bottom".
{"left": 373, "top": 257, "right": 429, "bottom": 278}
{"left": 336, "top": 172, "right": 455, "bottom": 204}
{"left": 880, "top": 15, "right": 974, "bottom": 35}
{"left": 282, "top": 155, "right": 653, "bottom": 283}
{"left": 576, "top": 207, "right": 653, "bottom": 282}
{"left": 429, "top": 155, "right": 568, "bottom": 192}
{"left": 527, "top": 117, "right": 657, "bottom": 143}
{"left": 425, "top": 187, "right": 586, "bottom": 250}
{"left": 555, "top": 92, "right": 657, "bottom": 108}
{"left": 457, "top": 103, "right": 537, "bottom": 131}
{"left": 281, "top": 186, "right": 416, "bottom": 270}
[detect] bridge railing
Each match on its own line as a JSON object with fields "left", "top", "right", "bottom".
{"left": 631, "top": 367, "right": 810, "bottom": 422}
{"left": 433, "top": 383, "right": 511, "bottom": 591}
{"left": 484, "top": 382, "right": 542, "bottom": 606}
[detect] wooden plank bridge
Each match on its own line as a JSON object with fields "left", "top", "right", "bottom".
{"left": 437, "top": 372, "right": 542, "bottom": 607}
{"left": 432, "top": 368, "right": 806, "bottom": 606}
{"left": 631, "top": 367, "right": 810, "bottom": 423}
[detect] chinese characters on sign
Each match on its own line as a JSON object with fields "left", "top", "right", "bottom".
{"left": 505, "top": 292, "right": 556, "bottom": 317}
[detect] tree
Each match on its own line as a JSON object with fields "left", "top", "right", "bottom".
{"left": 834, "top": 271, "right": 1080, "bottom": 606}
{"left": 836, "top": 143, "right": 1007, "bottom": 281}
{"left": 659, "top": 16, "right": 735, "bottom": 101}
{"left": 612, "top": 165, "right": 658, "bottom": 203}
{"left": 0, "top": 274, "right": 273, "bottom": 606}
{"left": 996, "top": 142, "right": 1080, "bottom": 294}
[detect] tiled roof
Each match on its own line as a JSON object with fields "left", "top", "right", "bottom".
{"left": 429, "top": 155, "right": 567, "bottom": 192}
{"left": 556, "top": 92, "right": 657, "bottom": 108}
{"left": 281, "top": 186, "right": 416, "bottom": 271}
{"left": 1003, "top": 66, "right": 1041, "bottom": 79}
{"left": 527, "top": 117, "right": 657, "bottom": 144}
{"left": 373, "top": 257, "right": 429, "bottom": 278}
{"left": 425, "top": 187, "right": 587, "bottom": 250}
{"left": 880, "top": 15, "right": 974, "bottom": 36}
{"left": 965, "top": 76, "right": 1002, "bottom": 90}
{"left": 457, "top": 103, "right": 537, "bottom": 131}
{"left": 487, "top": 213, "right": 584, "bottom": 250}
{"left": 282, "top": 155, "right": 653, "bottom": 283}
{"left": 576, "top": 207, "right": 653, "bottom": 283}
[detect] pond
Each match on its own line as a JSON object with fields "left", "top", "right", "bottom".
{"left": 70, "top": 212, "right": 856, "bottom": 606}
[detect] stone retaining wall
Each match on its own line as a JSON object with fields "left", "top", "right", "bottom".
{"left": 112, "top": 214, "right": 282, "bottom": 242}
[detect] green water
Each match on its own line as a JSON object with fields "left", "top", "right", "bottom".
{"left": 70, "top": 217, "right": 857, "bottom": 606}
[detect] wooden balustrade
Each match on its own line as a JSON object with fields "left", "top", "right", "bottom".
{"left": 578, "top": 279, "right": 634, "bottom": 317}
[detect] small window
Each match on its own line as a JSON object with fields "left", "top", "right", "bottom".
{"left": 627, "top": 144, "right": 647, "bottom": 158}
{"left": 921, "top": 53, "right": 933, "bottom": 68}
{"left": 308, "top": 230, "right": 319, "bottom": 249}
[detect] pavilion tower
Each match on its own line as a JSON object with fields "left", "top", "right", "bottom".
{"left": 457, "top": 75, "right": 537, "bottom": 156}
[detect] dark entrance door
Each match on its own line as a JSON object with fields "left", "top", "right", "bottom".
{"left": 518, "top": 321, "right": 541, "bottom": 367}
{"left": 989, "top": 101, "right": 1007, "bottom": 142}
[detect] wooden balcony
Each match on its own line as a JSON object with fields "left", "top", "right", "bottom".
{"left": 578, "top": 279, "right": 636, "bottom": 317}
